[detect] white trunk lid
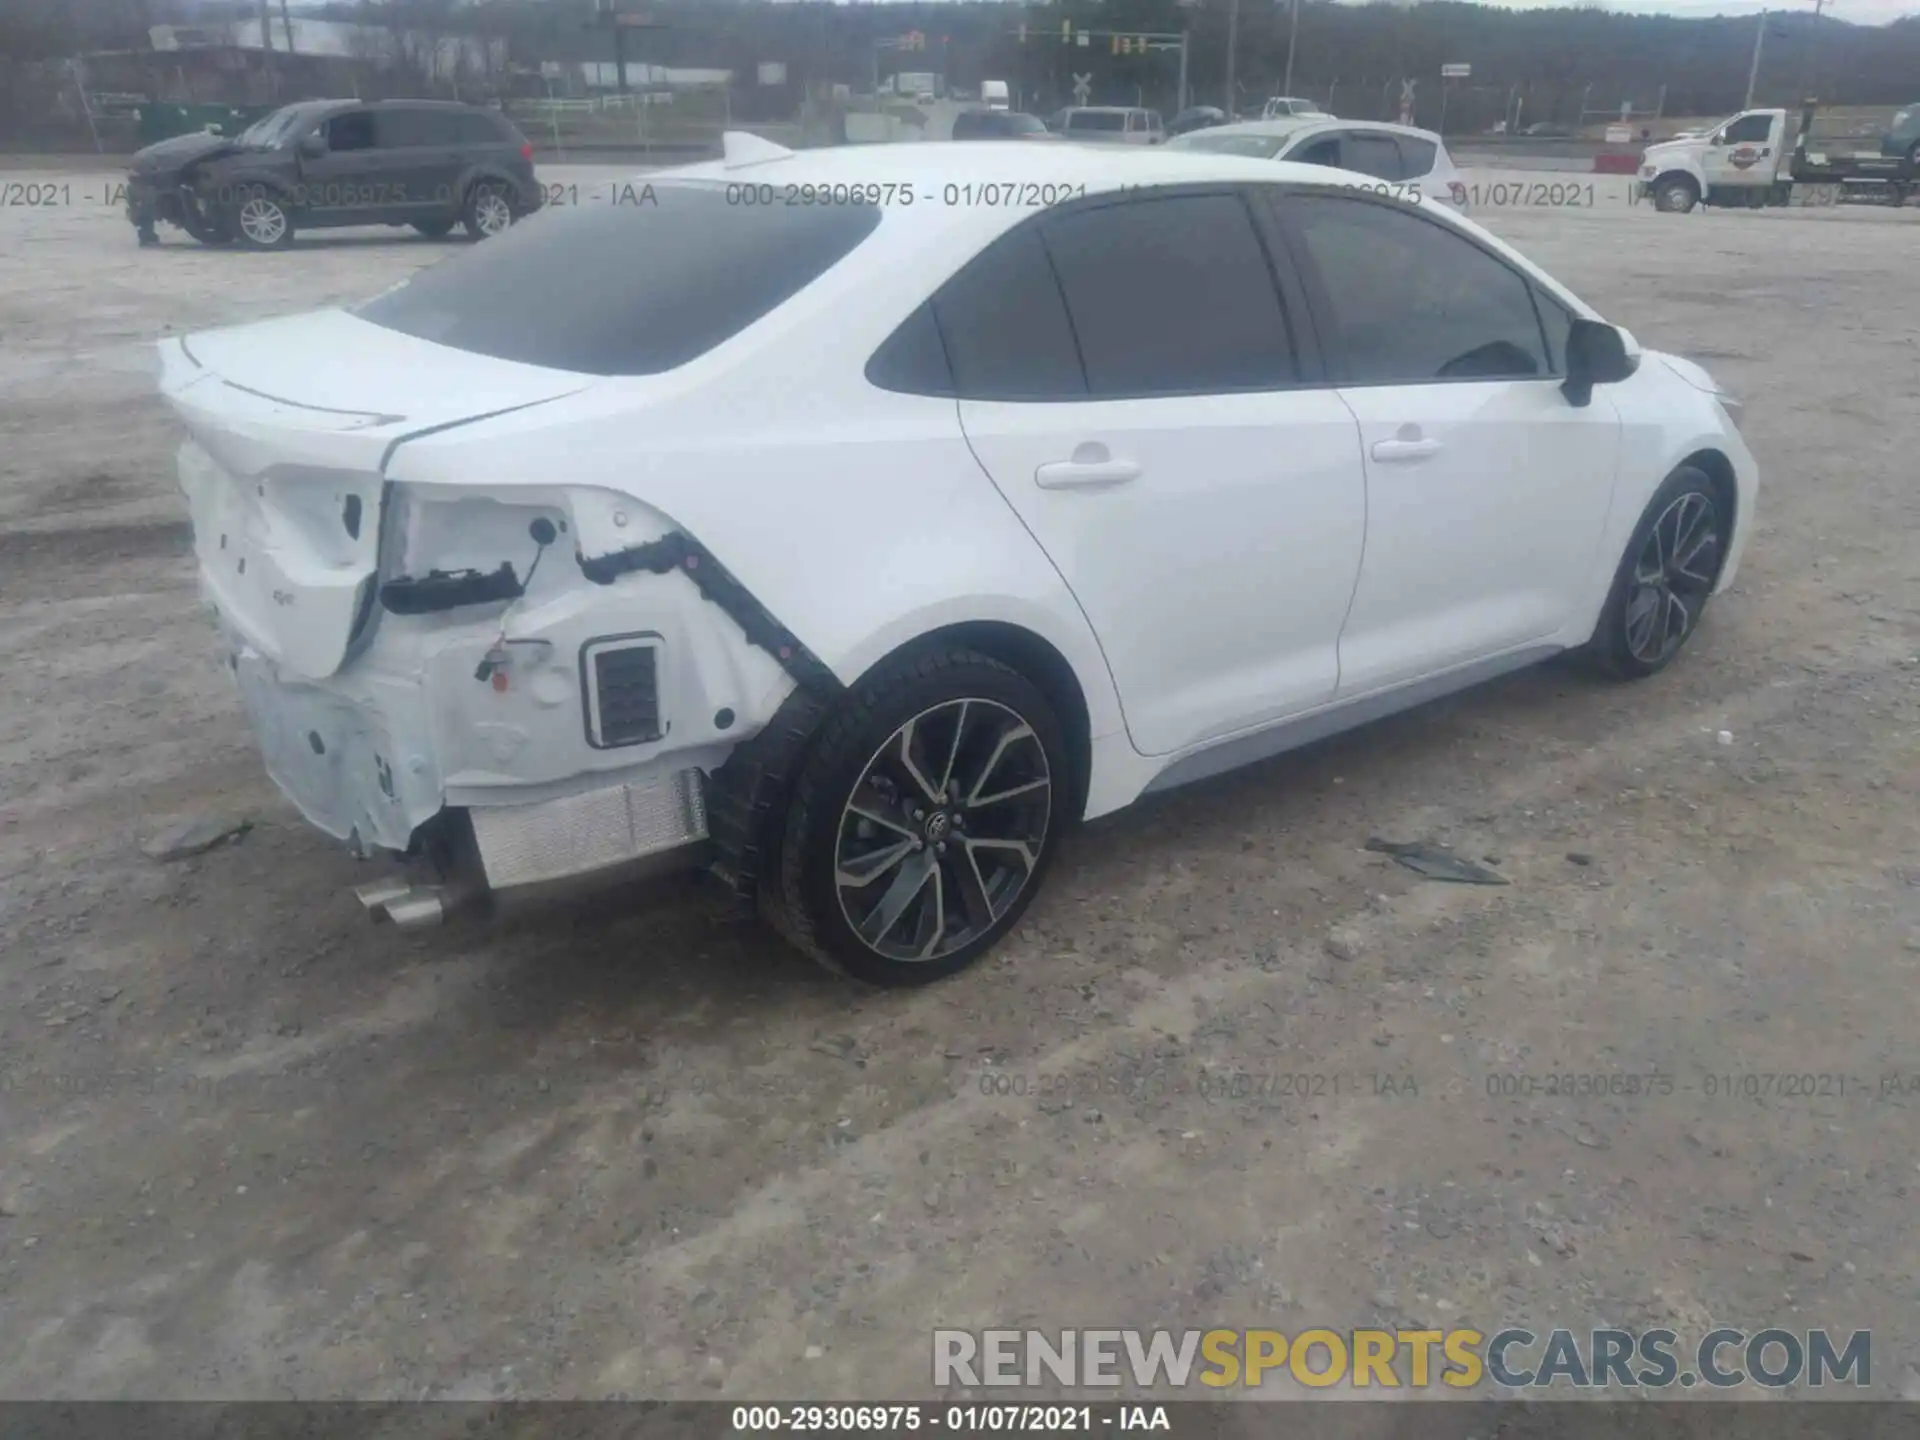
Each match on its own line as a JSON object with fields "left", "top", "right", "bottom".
{"left": 161, "top": 309, "right": 588, "bottom": 681}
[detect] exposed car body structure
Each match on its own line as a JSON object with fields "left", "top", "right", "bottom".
{"left": 125, "top": 98, "right": 541, "bottom": 249}
{"left": 159, "top": 134, "right": 1757, "bottom": 984}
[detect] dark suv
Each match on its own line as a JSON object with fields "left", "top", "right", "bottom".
{"left": 125, "top": 98, "right": 542, "bottom": 250}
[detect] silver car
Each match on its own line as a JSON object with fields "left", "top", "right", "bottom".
{"left": 1166, "top": 117, "right": 1465, "bottom": 205}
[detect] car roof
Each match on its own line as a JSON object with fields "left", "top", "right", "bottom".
{"left": 663, "top": 141, "right": 1425, "bottom": 210}
{"left": 1198, "top": 117, "right": 1445, "bottom": 144}
{"left": 1066, "top": 106, "right": 1147, "bottom": 116}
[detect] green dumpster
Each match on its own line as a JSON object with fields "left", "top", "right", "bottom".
{"left": 134, "top": 103, "right": 277, "bottom": 147}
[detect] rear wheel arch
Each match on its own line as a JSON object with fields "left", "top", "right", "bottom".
{"left": 903, "top": 620, "right": 1093, "bottom": 825}
{"left": 459, "top": 167, "right": 518, "bottom": 207}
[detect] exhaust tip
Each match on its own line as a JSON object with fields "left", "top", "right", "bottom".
{"left": 355, "top": 878, "right": 413, "bottom": 914}
{"left": 385, "top": 892, "right": 447, "bottom": 929}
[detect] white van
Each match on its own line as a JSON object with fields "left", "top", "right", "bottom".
{"left": 1059, "top": 106, "right": 1165, "bottom": 145}
{"left": 981, "top": 80, "right": 1010, "bottom": 112}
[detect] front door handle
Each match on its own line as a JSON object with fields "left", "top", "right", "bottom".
{"left": 1035, "top": 456, "right": 1142, "bottom": 489}
{"left": 1370, "top": 437, "right": 1444, "bottom": 463}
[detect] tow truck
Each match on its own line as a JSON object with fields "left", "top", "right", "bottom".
{"left": 1637, "top": 99, "right": 1916, "bottom": 213}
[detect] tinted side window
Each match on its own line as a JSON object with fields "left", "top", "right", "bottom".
{"left": 1340, "top": 131, "right": 1403, "bottom": 179}
{"left": 1722, "top": 113, "right": 1772, "bottom": 143}
{"left": 1397, "top": 135, "right": 1438, "bottom": 176}
{"left": 358, "top": 185, "right": 880, "bottom": 376}
{"left": 930, "top": 227, "right": 1085, "bottom": 400}
{"left": 325, "top": 109, "right": 376, "bottom": 151}
{"left": 377, "top": 109, "right": 454, "bottom": 147}
{"left": 1289, "top": 195, "right": 1549, "bottom": 383}
{"left": 1292, "top": 135, "right": 1340, "bottom": 167}
{"left": 455, "top": 112, "right": 506, "bottom": 145}
{"left": 867, "top": 302, "right": 954, "bottom": 396}
{"left": 1041, "top": 193, "right": 1296, "bottom": 395}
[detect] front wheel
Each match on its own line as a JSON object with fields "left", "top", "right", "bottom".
{"left": 230, "top": 187, "right": 295, "bottom": 249}
{"left": 761, "top": 647, "right": 1067, "bottom": 986}
{"left": 1585, "top": 466, "right": 1728, "bottom": 680}
{"left": 462, "top": 182, "right": 517, "bottom": 240}
{"left": 1652, "top": 176, "right": 1699, "bottom": 214}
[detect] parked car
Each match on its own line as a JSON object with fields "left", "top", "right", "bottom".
{"left": 1168, "top": 118, "right": 1466, "bottom": 206}
{"left": 1261, "top": 96, "right": 1329, "bottom": 120}
{"left": 952, "top": 110, "right": 1057, "bottom": 141}
{"left": 123, "top": 98, "right": 541, "bottom": 250}
{"left": 1881, "top": 102, "right": 1920, "bottom": 166}
{"left": 157, "top": 134, "right": 1756, "bottom": 986}
{"left": 1168, "top": 105, "right": 1230, "bottom": 137}
{"left": 1057, "top": 107, "right": 1166, "bottom": 145}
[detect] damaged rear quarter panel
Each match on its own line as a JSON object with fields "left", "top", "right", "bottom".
{"left": 381, "top": 256, "right": 1129, "bottom": 756}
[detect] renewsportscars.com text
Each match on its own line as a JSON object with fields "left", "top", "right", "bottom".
{"left": 932, "top": 1327, "right": 1870, "bottom": 1390}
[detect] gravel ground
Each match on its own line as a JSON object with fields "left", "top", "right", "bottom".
{"left": 1, "top": 165, "right": 1918, "bottom": 1404}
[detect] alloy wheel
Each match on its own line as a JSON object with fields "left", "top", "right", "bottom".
{"left": 474, "top": 190, "right": 513, "bottom": 236}
{"left": 1624, "top": 491, "right": 1721, "bottom": 665}
{"left": 833, "top": 698, "right": 1052, "bottom": 964}
{"left": 237, "top": 196, "right": 287, "bottom": 246}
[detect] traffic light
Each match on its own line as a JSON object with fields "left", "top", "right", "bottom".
{"left": 1018, "top": 22, "right": 1026, "bottom": 42}
{"left": 1062, "top": 18, "right": 1072, "bottom": 39}
{"left": 1111, "top": 33, "right": 1120, "bottom": 54}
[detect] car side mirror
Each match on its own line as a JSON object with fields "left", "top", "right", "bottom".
{"left": 1562, "top": 319, "right": 1637, "bottom": 408}
{"left": 298, "top": 132, "right": 326, "bottom": 158}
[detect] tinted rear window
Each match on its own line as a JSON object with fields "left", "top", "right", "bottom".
{"left": 1398, "top": 135, "right": 1438, "bottom": 176}
{"left": 1070, "top": 112, "right": 1126, "bottom": 132}
{"left": 356, "top": 184, "right": 881, "bottom": 376}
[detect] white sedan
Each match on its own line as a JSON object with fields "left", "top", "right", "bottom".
{"left": 158, "top": 135, "right": 1756, "bottom": 986}
{"left": 1169, "top": 117, "right": 1465, "bottom": 205}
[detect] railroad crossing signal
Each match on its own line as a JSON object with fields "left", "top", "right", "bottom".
{"left": 1072, "top": 73, "right": 1093, "bottom": 105}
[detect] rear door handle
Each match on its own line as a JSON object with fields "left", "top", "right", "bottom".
{"left": 1370, "top": 438, "right": 1444, "bottom": 463}
{"left": 1035, "top": 458, "right": 1142, "bottom": 489}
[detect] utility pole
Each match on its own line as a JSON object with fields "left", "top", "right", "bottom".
{"left": 1744, "top": 9, "right": 1767, "bottom": 108}
{"left": 1177, "top": 30, "right": 1190, "bottom": 113}
{"left": 1282, "top": 0, "right": 1301, "bottom": 99}
{"left": 1225, "top": 0, "right": 1239, "bottom": 116}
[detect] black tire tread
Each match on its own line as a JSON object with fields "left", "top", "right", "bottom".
{"left": 766, "top": 645, "right": 1028, "bottom": 982}
{"left": 1582, "top": 463, "right": 1720, "bottom": 681}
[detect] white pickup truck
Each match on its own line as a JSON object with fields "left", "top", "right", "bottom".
{"left": 1638, "top": 104, "right": 1916, "bottom": 212}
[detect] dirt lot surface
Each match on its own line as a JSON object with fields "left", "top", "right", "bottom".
{"left": 2, "top": 166, "right": 1918, "bottom": 1405}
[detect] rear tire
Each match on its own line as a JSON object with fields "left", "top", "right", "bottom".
{"left": 1652, "top": 175, "right": 1699, "bottom": 214}
{"left": 761, "top": 647, "right": 1067, "bottom": 987}
{"left": 1585, "top": 465, "right": 1727, "bottom": 680}
{"left": 462, "top": 182, "right": 517, "bottom": 240}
